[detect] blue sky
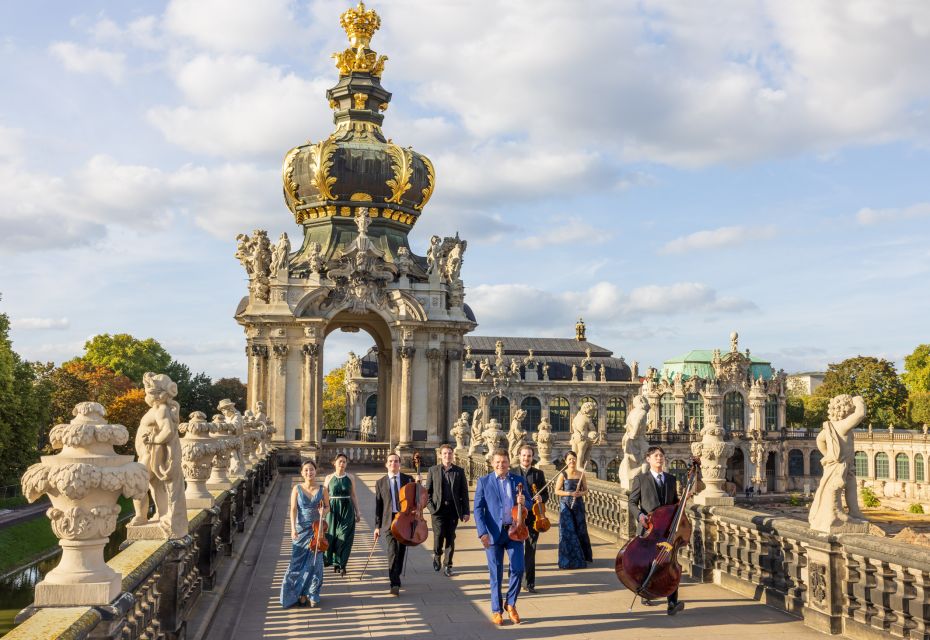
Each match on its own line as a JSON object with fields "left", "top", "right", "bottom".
{"left": 1, "top": 0, "right": 928, "bottom": 380}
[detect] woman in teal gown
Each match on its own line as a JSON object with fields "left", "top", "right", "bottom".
{"left": 324, "top": 453, "right": 362, "bottom": 575}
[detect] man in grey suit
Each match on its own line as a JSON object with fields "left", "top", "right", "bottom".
{"left": 629, "top": 445, "right": 685, "bottom": 616}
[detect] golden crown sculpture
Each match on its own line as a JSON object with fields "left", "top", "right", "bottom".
{"left": 333, "top": 2, "right": 388, "bottom": 77}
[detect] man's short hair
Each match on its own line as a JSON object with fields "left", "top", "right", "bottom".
{"left": 646, "top": 445, "right": 665, "bottom": 457}
{"left": 386, "top": 452, "right": 401, "bottom": 463}
{"left": 438, "top": 443, "right": 454, "bottom": 454}
{"left": 518, "top": 444, "right": 535, "bottom": 455}
{"left": 492, "top": 448, "right": 509, "bottom": 460}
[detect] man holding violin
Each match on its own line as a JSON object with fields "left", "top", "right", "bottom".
{"left": 374, "top": 453, "right": 413, "bottom": 596}
{"left": 513, "top": 444, "right": 548, "bottom": 593}
{"left": 629, "top": 445, "right": 685, "bottom": 615}
{"left": 474, "top": 448, "right": 534, "bottom": 625}
{"left": 426, "top": 444, "right": 470, "bottom": 577}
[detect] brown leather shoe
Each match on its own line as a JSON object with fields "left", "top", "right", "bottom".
{"left": 505, "top": 604, "right": 521, "bottom": 624}
{"left": 491, "top": 612, "right": 504, "bottom": 626}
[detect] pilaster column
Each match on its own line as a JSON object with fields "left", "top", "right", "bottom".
{"left": 674, "top": 390, "right": 685, "bottom": 432}
{"left": 301, "top": 343, "right": 319, "bottom": 448}
{"left": 397, "top": 345, "right": 415, "bottom": 452}
{"left": 271, "top": 343, "right": 288, "bottom": 440}
{"left": 446, "top": 348, "right": 463, "bottom": 435}
{"left": 749, "top": 383, "right": 766, "bottom": 433}
{"left": 777, "top": 393, "right": 787, "bottom": 430}
{"left": 248, "top": 344, "right": 269, "bottom": 419}
{"left": 426, "top": 348, "right": 442, "bottom": 443}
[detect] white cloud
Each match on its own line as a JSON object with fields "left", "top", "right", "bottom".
{"left": 855, "top": 203, "right": 930, "bottom": 225}
{"left": 659, "top": 225, "right": 777, "bottom": 254}
{"left": 163, "top": 0, "right": 301, "bottom": 53}
{"left": 49, "top": 41, "right": 126, "bottom": 82}
{"left": 0, "top": 126, "right": 24, "bottom": 158}
{"left": 516, "top": 217, "right": 613, "bottom": 250}
{"left": 10, "top": 317, "right": 70, "bottom": 330}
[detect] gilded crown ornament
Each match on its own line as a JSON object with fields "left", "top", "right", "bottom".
{"left": 333, "top": 1, "right": 388, "bottom": 77}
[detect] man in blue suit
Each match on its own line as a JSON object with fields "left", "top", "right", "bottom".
{"left": 474, "top": 448, "right": 534, "bottom": 625}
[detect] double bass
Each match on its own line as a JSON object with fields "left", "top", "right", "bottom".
{"left": 615, "top": 458, "right": 700, "bottom": 610}
{"left": 390, "top": 451, "right": 429, "bottom": 546}
{"left": 508, "top": 483, "right": 529, "bottom": 542}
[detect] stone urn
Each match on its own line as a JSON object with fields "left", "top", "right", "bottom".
{"left": 690, "top": 420, "right": 735, "bottom": 506}
{"left": 243, "top": 420, "right": 262, "bottom": 466}
{"left": 20, "top": 402, "right": 148, "bottom": 606}
{"left": 207, "top": 416, "right": 235, "bottom": 489}
{"left": 535, "top": 418, "right": 553, "bottom": 465}
{"left": 181, "top": 412, "right": 222, "bottom": 508}
{"left": 482, "top": 419, "right": 506, "bottom": 462}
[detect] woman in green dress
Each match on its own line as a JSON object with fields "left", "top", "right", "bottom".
{"left": 323, "top": 453, "right": 361, "bottom": 575}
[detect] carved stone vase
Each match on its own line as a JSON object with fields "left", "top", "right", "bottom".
{"left": 690, "top": 419, "right": 735, "bottom": 506}
{"left": 181, "top": 412, "right": 222, "bottom": 508}
{"left": 207, "top": 420, "right": 236, "bottom": 490}
{"left": 21, "top": 402, "right": 149, "bottom": 606}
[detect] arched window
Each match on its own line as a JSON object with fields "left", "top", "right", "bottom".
{"left": 788, "top": 449, "right": 804, "bottom": 476}
{"left": 490, "top": 396, "right": 510, "bottom": 425}
{"left": 549, "top": 397, "right": 570, "bottom": 432}
{"left": 659, "top": 393, "right": 675, "bottom": 430}
{"left": 461, "top": 395, "right": 478, "bottom": 421}
{"left": 875, "top": 452, "right": 890, "bottom": 479}
{"left": 669, "top": 460, "right": 688, "bottom": 488}
{"left": 607, "top": 458, "right": 621, "bottom": 483}
{"left": 606, "top": 398, "right": 626, "bottom": 432}
{"left": 580, "top": 396, "right": 598, "bottom": 422}
{"left": 916, "top": 454, "right": 925, "bottom": 482}
{"left": 765, "top": 394, "right": 778, "bottom": 430}
{"left": 896, "top": 453, "right": 910, "bottom": 481}
{"left": 854, "top": 451, "right": 868, "bottom": 477}
{"left": 723, "top": 392, "right": 745, "bottom": 433}
{"left": 587, "top": 459, "right": 599, "bottom": 477}
{"left": 520, "top": 397, "right": 541, "bottom": 431}
{"left": 365, "top": 394, "right": 378, "bottom": 417}
{"left": 685, "top": 393, "right": 703, "bottom": 430}
{"left": 810, "top": 450, "right": 823, "bottom": 476}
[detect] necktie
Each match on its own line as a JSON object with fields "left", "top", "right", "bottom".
{"left": 392, "top": 475, "right": 399, "bottom": 512}
{"left": 656, "top": 473, "right": 664, "bottom": 497}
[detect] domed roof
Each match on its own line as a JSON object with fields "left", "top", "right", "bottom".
{"left": 282, "top": 2, "right": 435, "bottom": 230}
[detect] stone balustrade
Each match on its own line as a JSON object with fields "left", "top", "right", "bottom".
{"left": 320, "top": 441, "right": 392, "bottom": 465}
{"left": 8, "top": 455, "right": 278, "bottom": 640}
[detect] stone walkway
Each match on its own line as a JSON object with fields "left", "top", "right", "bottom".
{"left": 205, "top": 470, "right": 832, "bottom": 640}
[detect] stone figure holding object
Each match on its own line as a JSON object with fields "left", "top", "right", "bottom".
{"left": 468, "top": 407, "right": 484, "bottom": 456}
{"left": 570, "top": 401, "right": 601, "bottom": 469}
{"left": 508, "top": 409, "right": 528, "bottom": 462}
{"left": 619, "top": 395, "right": 650, "bottom": 490}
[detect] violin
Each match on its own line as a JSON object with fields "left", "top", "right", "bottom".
{"left": 614, "top": 458, "right": 700, "bottom": 610}
{"left": 309, "top": 483, "right": 329, "bottom": 553}
{"left": 390, "top": 451, "right": 429, "bottom": 546}
{"left": 530, "top": 483, "right": 551, "bottom": 533}
{"left": 509, "top": 483, "right": 530, "bottom": 542}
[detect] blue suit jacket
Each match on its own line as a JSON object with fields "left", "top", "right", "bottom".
{"left": 474, "top": 471, "right": 534, "bottom": 542}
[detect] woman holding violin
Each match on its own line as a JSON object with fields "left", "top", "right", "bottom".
{"left": 280, "top": 459, "right": 330, "bottom": 608}
{"left": 554, "top": 450, "right": 593, "bottom": 569}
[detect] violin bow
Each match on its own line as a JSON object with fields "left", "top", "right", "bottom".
{"left": 359, "top": 535, "right": 378, "bottom": 580}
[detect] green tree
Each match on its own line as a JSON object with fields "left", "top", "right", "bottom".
{"left": 902, "top": 344, "right": 930, "bottom": 394}
{"left": 815, "top": 356, "right": 908, "bottom": 428}
{"left": 80, "top": 333, "right": 172, "bottom": 383}
{"left": 801, "top": 395, "right": 829, "bottom": 431}
{"left": 322, "top": 366, "right": 346, "bottom": 433}
{"left": 786, "top": 396, "right": 804, "bottom": 427}
{"left": 909, "top": 392, "right": 930, "bottom": 428}
{"left": 208, "top": 378, "right": 247, "bottom": 415}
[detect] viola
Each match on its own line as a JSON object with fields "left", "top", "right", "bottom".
{"left": 614, "top": 458, "right": 700, "bottom": 610}
{"left": 309, "top": 483, "right": 329, "bottom": 553}
{"left": 530, "top": 483, "right": 551, "bottom": 533}
{"left": 390, "top": 451, "right": 429, "bottom": 546}
{"left": 509, "top": 483, "right": 530, "bottom": 542}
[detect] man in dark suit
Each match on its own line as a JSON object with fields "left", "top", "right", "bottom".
{"left": 374, "top": 452, "right": 413, "bottom": 596}
{"left": 629, "top": 445, "right": 685, "bottom": 615}
{"left": 426, "top": 443, "right": 470, "bottom": 576}
{"left": 512, "top": 444, "right": 547, "bottom": 593}
{"left": 474, "top": 449, "right": 534, "bottom": 626}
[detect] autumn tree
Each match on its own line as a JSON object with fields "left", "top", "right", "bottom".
{"left": 107, "top": 388, "right": 148, "bottom": 455}
{"left": 815, "top": 356, "right": 908, "bottom": 427}
{"left": 322, "top": 366, "right": 347, "bottom": 434}
{"left": 80, "top": 333, "right": 172, "bottom": 384}
{"left": 902, "top": 344, "right": 930, "bottom": 394}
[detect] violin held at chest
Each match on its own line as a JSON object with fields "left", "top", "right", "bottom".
{"left": 309, "top": 484, "right": 329, "bottom": 553}
{"left": 508, "top": 483, "right": 530, "bottom": 542}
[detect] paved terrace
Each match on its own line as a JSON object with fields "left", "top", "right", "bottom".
{"left": 204, "top": 470, "right": 831, "bottom": 640}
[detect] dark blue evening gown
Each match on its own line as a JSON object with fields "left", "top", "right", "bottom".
{"left": 558, "top": 478, "right": 594, "bottom": 569}
{"left": 280, "top": 485, "right": 325, "bottom": 607}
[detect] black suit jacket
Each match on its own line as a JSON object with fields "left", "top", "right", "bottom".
{"left": 425, "top": 464, "right": 470, "bottom": 518}
{"left": 375, "top": 472, "right": 414, "bottom": 531}
{"left": 629, "top": 470, "right": 678, "bottom": 535}
{"left": 512, "top": 466, "right": 547, "bottom": 525}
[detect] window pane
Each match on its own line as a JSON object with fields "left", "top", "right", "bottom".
{"left": 875, "top": 452, "right": 889, "bottom": 479}
{"left": 490, "top": 396, "right": 510, "bottom": 424}
{"left": 685, "top": 393, "right": 703, "bottom": 430}
{"left": 916, "top": 454, "right": 925, "bottom": 482}
{"left": 520, "top": 397, "right": 541, "bottom": 431}
{"left": 854, "top": 451, "right": 868, "bottom": 477}
{"left": 607, "top": 397, "right": 627, "bottom": 432}
{"left": 896, "top": 453, "right": 910, "bottom": 481}
{"left": 549, "top": 397, "right": 570, "bottom": 432}
{"left": 788, "top": 450, "right": 804, "bottom": 476}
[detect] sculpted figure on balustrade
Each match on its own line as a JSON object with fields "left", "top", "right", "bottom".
{"left": 570, "top": 401, "right": 602, "bottom": 470}
{"left": 508, "top": 409, "right": 528, "bottom": 462}
{"left": 619, "top": 395, "right": 650, "bottom": 490}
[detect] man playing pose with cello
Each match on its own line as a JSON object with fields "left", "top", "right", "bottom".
{"left": 374, "top": 453, "right": 413, "bottom": 596}
{"left": 474, "top": 448, "right": 534, "bottom": 625}
{"left": 513, "top": 444, "right": 548, "bottom": 593}
{"left": 426, "top": 444, "right": 470, "bottom": 576}
{"left": 628, "top": 446, "right": 685, "bottom": 615}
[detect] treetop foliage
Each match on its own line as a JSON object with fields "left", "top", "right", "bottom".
{"left": 902, "top": 344, "right": 930, "bottom": 395}
{"left": 81, "top": 333, "right": 172, "bottom": 384}
{"left": 815, "top": 355, "right": 908, "bottom": 427}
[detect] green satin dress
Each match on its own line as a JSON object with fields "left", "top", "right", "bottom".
{"left": 323, "top": 474, "right": 356, "bottom": 570}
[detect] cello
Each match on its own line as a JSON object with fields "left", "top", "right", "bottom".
{"left": 530, "top": 483, "right": 551, "bottom": 533}
{"left": 390, "top": 451, "right": 429, "bottom": 546}
{"left": 615, "top": 458, "right": 700, "bottom": 611}
{"left": 508, "top": 483, "right": 530, "bottom": 542}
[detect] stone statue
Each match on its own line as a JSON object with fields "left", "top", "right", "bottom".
{"left": 570, "top": 401, "right": 601, "bottom": 469}
{"left": 730, "top": 331, "right": 739, "bottom": 353}
{"left": 581, "top": 347, "right": 593, "bottom": 371}
{"left": 508, "top": 409, "right": 528, "bottom": 461}
{"left": 270, "top": 232, "right": 290, "bottom": 278}
{"left": 509, "top": 358, "right": 521, "bottom": 378}
{"left": 571, "top": 364, "right": 578, "bottom": 381}
{"left": 468, "top": 407, "right": 484, "bottom": 455}
{"left": 395, "top": 245, "right": 414, "bottom": 278}
{"left": 346, "top": 351, "right": 362, "bottom": 378}
{"left": 355, "top": 206, "right": 371, "bottom": 236}
{"left": 575, "top": 317, "right": 586, "bottom": 341}
{"left": 218, "top": 399, "right": 247, "bottom": 477}
{"left": 535, "top": 416, "right": 553, "bottom": 464}
{"left": 482, "top": 419, "right": 506, "bottom": 461}
{"left": 129, "top": 373, "right": 188, "bottom": 539}
{"left": 426, "top": 235, "right": 441, "bottom": 273}
{"left": 631, "top": 360, "right": 639, "bottom": 379}
{"left": 479, "top": 358, "right": 492, "bottom": 381}
{"left": 808, "top": 395, "right": 869, "bottom": 532}
{"left": 599, "top": 364, "right": 607, "bottom": 382}
{"left": 451, "top": 412, "right": 469, "bottom": 450}
{"left": 542, "top": 362, "right": 549, "bottom": 379}
{"left": 306, "top": 241, "right": 323, "bottom": 274}
{"left": 619, "top": 395, "right": 650, "bottom": 490}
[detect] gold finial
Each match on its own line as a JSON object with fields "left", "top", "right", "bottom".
{"left": 332, "top": 2, "right": 389, "bottom": 77}
{"left": 340, "top": 2, "right": 381, "bottom": 49}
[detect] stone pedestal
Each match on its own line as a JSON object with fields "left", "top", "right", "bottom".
{"left": 802, "top": 537, "right": 845, "bottom": 635}
{"left": 691, "top": 418, "right": 735, "bottom": 506}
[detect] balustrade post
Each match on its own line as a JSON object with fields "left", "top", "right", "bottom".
{"left": 218, "top": 491, "right": 233, "bottom": 556}
{"left": 234, "top": 482, "right": 245, "bottom": 533}
{"left": 198, "top": 507, "right": 218, "bottom": 590}
{"left": 156, "top": 538, "right": 193, "bottom": 640}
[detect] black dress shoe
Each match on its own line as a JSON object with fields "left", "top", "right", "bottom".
{"left": 667, "top": 601, "right": 685, "bottom": 616}
{"left": 433, "top": 557, "right": 441, "bottom": 572}
{"left": 641, "top": 597, "right": 657, "bottom": 606}
{"left": 525, "top": 583, "right": 536, "bottom": 593}
{"left": 444, "top": 566, "right": 454, "bottom": 577}
{"left": 390, "top": 586, "right": 400, "bottom": 596}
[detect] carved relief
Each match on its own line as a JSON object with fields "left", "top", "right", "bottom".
{"left": 809, "top": 562, "right": 827, "bottom": 606}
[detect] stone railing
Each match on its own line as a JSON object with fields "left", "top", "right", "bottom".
{"left": 8, "top": 454, "right": 278, "bottom": 640}
{"left": 320, "top": 441, "right": 392, "bottom": 465}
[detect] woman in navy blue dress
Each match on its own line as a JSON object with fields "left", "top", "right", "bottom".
{"left": 280, "top": 460, "right": 330, "bottom": 608}
{"left": 555, "top": 450, "right": 593, "bottom": 569}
